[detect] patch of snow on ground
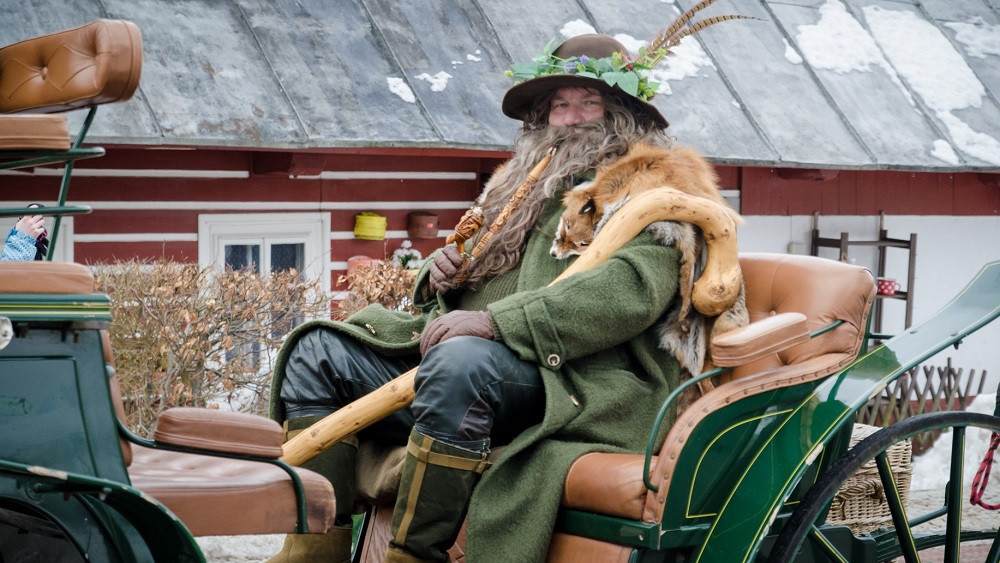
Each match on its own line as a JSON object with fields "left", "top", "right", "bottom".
{"left": 911, "top": 393, "right": 997, "bottom": 491}
{"left": 198, "top": 534, "right": 283, "bottom": 562}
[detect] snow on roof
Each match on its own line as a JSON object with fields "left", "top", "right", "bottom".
{"left": 6, "top": 0, "right": 1000, "bottom": 172}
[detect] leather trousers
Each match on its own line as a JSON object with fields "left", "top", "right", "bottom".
{"left": 280, "top": 328, "right": 545, "bottom": 451}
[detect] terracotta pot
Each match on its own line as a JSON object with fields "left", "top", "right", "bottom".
{"left": 347, "top": 255, "right": 379, "bottom": 274}
{"left": 407, "top": 211, "right": 439, "bottom": 239}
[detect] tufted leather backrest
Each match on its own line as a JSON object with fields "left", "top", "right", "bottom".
{"left": 0, "top": 19, "right": 142, "bottom": 114}
{"left": 726, "top": 253, "right": 875, "bottom": 382}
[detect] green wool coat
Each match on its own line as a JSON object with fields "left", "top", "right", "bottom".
{"left": 269, "top": 195, "right": 682, "bottom": 561}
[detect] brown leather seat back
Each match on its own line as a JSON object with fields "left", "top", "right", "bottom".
{"left": 0, "top": 19, "right": 142, "bottom": 114}
{"left": 727, "top": 253, "right": 875, "bottom": 381}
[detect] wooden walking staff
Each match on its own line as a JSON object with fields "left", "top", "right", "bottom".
{"left": 280, "top": 146, "right": 558, "bottom": 467}
{"left": 280, "top": 187, "right": 742, "bottom": 467}
{"left": 446, "top": 144, "right": 558, "bottom": 261}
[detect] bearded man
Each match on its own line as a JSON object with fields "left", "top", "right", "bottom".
{"left": 267, "top": 34, "right": 697, "bottom": 563}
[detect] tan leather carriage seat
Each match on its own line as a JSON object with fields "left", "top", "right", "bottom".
{"left": 0, "top": 262, "right": 336, "bottom": 537}
{"left": 551, "top": 253, "right": 875, "bottom": 559}
{"left": 0, "top": 19, "right": 142, "bottom": 149}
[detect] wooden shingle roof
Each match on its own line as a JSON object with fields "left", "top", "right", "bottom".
{"left": 5, "top": 0, "right": 1000, "bottom": 171}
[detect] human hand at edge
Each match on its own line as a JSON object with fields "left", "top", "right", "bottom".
{"left": 420, "top": 310, "right": 494, "bottom": 356}
{"left": 428, "top": 244, "right": 466, "bottom": 294}
{"left": 14, "top": 215, "right": 45, "bottom": 239}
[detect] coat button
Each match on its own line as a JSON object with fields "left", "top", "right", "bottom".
{"left": 547, "top": 354, "right": 560, "bottom": 367}
{"left": 365, "top": 323, "right": 377, "bottom": 335}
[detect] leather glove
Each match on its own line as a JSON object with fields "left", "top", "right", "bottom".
{"left": 428, "top": 244, "right": 465, "bottom": 294}
{"left": 420, "top": 310, "right": 494, "bottom": 356}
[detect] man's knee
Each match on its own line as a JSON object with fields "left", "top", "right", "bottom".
{"left": 416, "top": 336, "right": 502, "bottom": 392}
{"left": 281, "top": 328, "right": 357, "bottom": 418}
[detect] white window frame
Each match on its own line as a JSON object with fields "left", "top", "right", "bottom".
{"left": 197, "top": 212, "right": 330, "bottom": 293}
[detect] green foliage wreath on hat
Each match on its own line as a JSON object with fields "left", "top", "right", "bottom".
{"left": 507, "top": 0, "right": 754, "bottom": 102}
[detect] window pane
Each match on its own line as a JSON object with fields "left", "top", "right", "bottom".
{"left": 271, "top": 243, "right": 304, "bottom": 273}
{"left": 225, "top": 244, "right": 261, "bottom": 273}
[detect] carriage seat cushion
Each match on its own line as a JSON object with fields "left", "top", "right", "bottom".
{"left": 129, "top": 444, "right": 335, "bottom": 537}
{"left": 153, "top": 407, "right": 284, "bottom": 458}
{"left": 0, "top": 262, "right": 94, "bottom": 294}
{"left": 561, "top": 452, "right": 654, "bottom": 520}
{"left": 127, "top": 406, "right": 335, "bottom": 536}
{"left": 0, "top": 114, "right": 69, "bottom": 149}
{"left": 0, "top": 19, "right": 143, "bottom": 114}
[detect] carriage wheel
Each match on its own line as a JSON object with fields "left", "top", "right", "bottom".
{"left": 767, "top": 411, "right": 1000, "bottom": 563}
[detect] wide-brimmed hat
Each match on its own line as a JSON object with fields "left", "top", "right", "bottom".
{"left": 501, "top": 34, "right": 669, "bottom": 128}
{"left": 501, "top": 2, "right": 754, "bottom": 128}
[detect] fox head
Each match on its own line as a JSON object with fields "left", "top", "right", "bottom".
{"left": 551, "top": 190, "right": 599, "bottom": 259}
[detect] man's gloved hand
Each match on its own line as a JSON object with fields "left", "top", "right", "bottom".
{"left": 428, "top": 244, "right": 465, "bottom": 294}
{"left": 420, "top": 310, "right": 494, "bottom": 356}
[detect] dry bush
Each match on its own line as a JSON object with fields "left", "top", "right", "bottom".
{"left": 336, "top": 260, "right": 417, "bottom": 319}
{"left": 92, "top": 260, "right": 330, "bottom": 435}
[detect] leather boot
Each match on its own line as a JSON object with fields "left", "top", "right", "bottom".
{"left": 386, "top": 429, "right": 490, "bottom": 562}
{"left": 267, "top": 524, "right": 352, "bottom": 563}
{"left": 266, "top": 416, "right": 358, "bottom": 563}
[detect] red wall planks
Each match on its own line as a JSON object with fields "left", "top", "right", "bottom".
{"left": 75, "top": 241, "right": 198, "bottom": 264}
{"left": 739, "top": 167, "right": 997, "bottom": 216}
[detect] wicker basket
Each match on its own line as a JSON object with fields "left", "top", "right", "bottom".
{"left": 824, "top": 423, "right": 913, "bottom": 535}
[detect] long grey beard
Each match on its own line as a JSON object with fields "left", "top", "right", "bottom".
{"left": 460, "top": 121, "right": 625, "bottom": 287}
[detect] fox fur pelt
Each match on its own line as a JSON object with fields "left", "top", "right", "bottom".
{"left": 553, "top": 143, "right": 749, "bottom": 395}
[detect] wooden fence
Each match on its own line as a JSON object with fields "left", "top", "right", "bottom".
{"left": 856, "top": 358, "right": 989, "bottom": 454}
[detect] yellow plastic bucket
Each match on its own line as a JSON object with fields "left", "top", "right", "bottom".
{"left": 354, "top": 212, "right": 387, "bottom": 240}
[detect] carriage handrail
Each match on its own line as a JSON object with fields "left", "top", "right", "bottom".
{"left": 0, "top": 206, "right": 93, "bottom": 218}
{"left": 643, "top": 320, "right": 845, "bottom": 492}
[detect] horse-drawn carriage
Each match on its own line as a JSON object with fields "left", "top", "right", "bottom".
{"left": 1, "top": 20, "right": 998, "bottom": 563}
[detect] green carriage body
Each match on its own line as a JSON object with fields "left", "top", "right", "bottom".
{"left": 0, "top": 294, "right": 203, "bottom": 562}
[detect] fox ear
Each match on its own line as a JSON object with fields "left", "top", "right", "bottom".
{"left": 579, "top": 198, "right": 596, "bottom": 215}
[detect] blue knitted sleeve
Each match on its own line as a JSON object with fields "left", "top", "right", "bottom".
{"left": 0, "top": 229, "right": 39, "bottom": 261}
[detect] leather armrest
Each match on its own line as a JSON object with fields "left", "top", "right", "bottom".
{"left": 710, "top": 312, "right": 809, "bottom": 367}
{"left": 153, "top": 407, "right": 284, "bottom": 458}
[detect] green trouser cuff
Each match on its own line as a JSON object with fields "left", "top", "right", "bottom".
{"left": 284, "top": 416, "right": 358, "bottom": 523}
{"left": 389, "top": 429, "right": 488, "bottom": 562}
